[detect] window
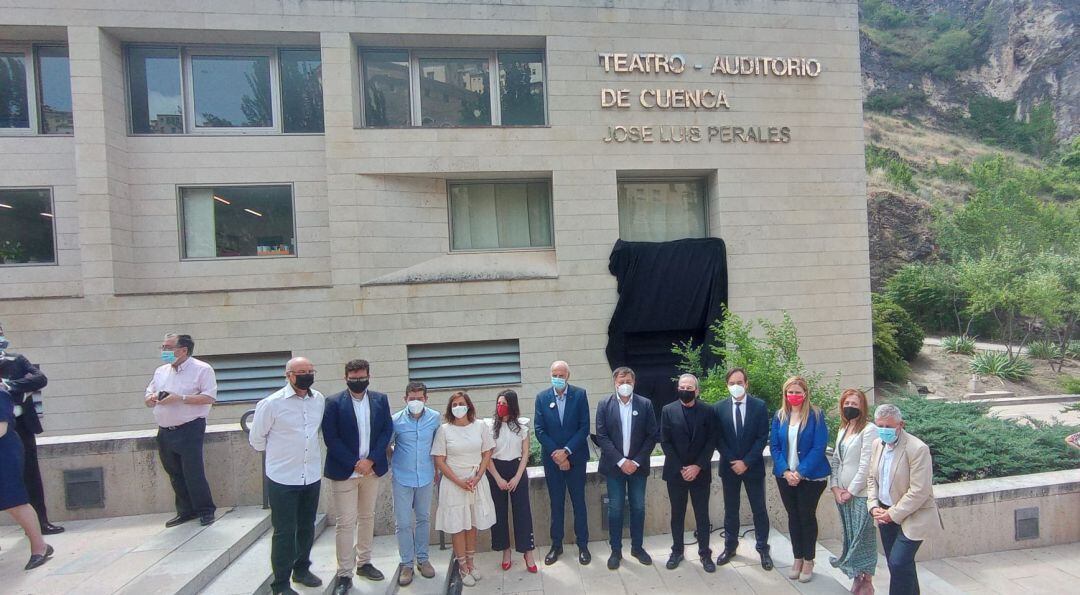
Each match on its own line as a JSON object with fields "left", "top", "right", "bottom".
{"left": 617, "top": 179, "right": 708, "bottom": 242}
{"left": 126, "top": 46, "right": 323, "bottom": 134}
{"left": 0, "top": 188, "right": 56, "bottom": 265}
{"left": 0, "top": 45, "right": 72, "bottom": 135}
{"left": 179, "top": 185, "right": 295, "bottom": 259}
{"left": 360, "top": 49, "right": 546, "bottom": 127}
{"left": 449, "top": 181, "right": 552, "bottom": 251}
{"left": 199, "top": 352, "right": 291, "bottom": 402}
{"left": 407, "top": 340, "right": 521, "bottom": 390}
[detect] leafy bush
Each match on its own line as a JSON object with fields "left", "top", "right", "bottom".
{"left": 873, "top": 304, "right": 908, "bottom": 383}
{"left": 892, "top": 394, "right": 1080, "bottom": 483}
{"left": 861, "top": 0, "right": 911, "bottom": 29}
{"left": 960, "top": 97, "right": 1057, "bottom": 158}
{"left": 927, "top": 160, "right": 968, "bottom": 182}
{"left": 969, "top": 350, "right": 1034, "bottom": 381}
{"left": 885, "top": 263, "right": 987, "bottom": 334}
{"left": 873, "top": 294, "right": 925, "bottom": 361}
{"left": 940, "top": 335, "right": 976, "bottom": 355}
{"left": 864, "top": 89, "right": 927, "bottom": 114}
{"left": 1059, "top": 377, "right": 1080, "bottom": 395}
{"left": 1068, "top": 340, "right": 1080, "bottom": 360}
{"left": 1026, "top": 340, "right": 1062, "bottom": 360}
{"left": 866, "top": 144, "right": 917, "bottom": 191}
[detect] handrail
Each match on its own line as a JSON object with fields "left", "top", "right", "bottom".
{"left": 239, "top": 408, "right": 269, "bottom": 509}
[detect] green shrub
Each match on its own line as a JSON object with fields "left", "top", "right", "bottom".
{"left": 1059, "top": 377, "right": 1080, "bottom": 395}
{"left": 891, "top": 393, "right": 1080, "bottom": 483}
{"left": 872, "top": 301, "right": 909, "bottom": 383}
{"left": 969, "top": 350, "right": 1034, "bottom": 381}
{"left": 927, "top": 160, "right": 968, "bottom": 182}
{"left": 961, "top": 96, "right": 1057, "bottom": 157}
{"left": 884, "top": 263, "right": 988, "bottom": 334}
{"left": 1026, "top": 340, "right": 1062, "bottom": 360}
{"left": 864, "top": 89, "right": 927, "bottom": 114}
{"left": 940, "top": 335, "right": 976, "bottom": 355}
{"left": 873, "top": 294, "right": 925, "bottom": 361}
{"left": 1067, "top": 340, "right": 1080, "bottom": 359}
{"left": 866, "top": 144, "right": 917, "bottom": 191}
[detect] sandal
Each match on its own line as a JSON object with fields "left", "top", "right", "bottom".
{"left": 466, "top": 550, "right": 482, "bottom": 581}
{"left": 457, "top": 556, "right": 475, "bottom": 587}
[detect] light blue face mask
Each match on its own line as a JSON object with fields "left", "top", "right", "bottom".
{"left": 551, "top": 376, "right": 567, "bottom": 391}
{"left": 877, "top": 427, "right": 898, "bottom": 444}
{"left": 0, "top": 335, "right": 8, "bottom": 351}
{"left": 161, "top": 350, "right": 177, "bottom": 364}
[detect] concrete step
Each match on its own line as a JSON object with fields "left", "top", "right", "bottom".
{"left": 199, "top": 514, "right": 328, "bottom": 595}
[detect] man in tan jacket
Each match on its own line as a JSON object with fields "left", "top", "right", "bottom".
{"left": 866, "top": 403, "right": 943, "bottom": 595}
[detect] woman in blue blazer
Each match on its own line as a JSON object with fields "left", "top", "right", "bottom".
{"left": 770, "top": 376, "right": 830, "bottom": 584}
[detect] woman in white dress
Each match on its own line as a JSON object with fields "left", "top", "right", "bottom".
{"left": 432, "top": 391, "right": 497, "bottom": 587}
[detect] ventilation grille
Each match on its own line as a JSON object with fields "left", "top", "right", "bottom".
{"left": 407, "top": 340, "right": 521, "bottom": 390}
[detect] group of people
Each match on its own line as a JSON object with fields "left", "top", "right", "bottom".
{"left": 0, "top": 321, "right": 63, "bottom": 572}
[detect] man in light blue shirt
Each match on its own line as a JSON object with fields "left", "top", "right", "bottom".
{"left": 389, "top": 381, "right": 441, "bottom": 586}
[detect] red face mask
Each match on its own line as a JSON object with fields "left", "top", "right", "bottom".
{"left": 785, "top": 393, "right": 806, "bottom": 407}
{"left": 496, "top": 403, "right": 510, "bottom": 418}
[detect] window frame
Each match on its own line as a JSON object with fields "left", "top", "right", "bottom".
{"left": 33, "top": 44, "right": 73, "bottom": 135}
{"left": 445, "top": 178, "right": 555, "bottom": 253}
{"left": 175, "top": 182, "right": 299, "bottom": 261}
{"left": 0, "top": 186, "right": 59, "bottom": 267}
{"left": 358, "top": 47, "right": 547, "bottom": 129}
{"left": 125, "top": 44, "right": 323, "bottom": 136}
{"left": 0, "top": 44, "right": 44, "bottom": 137}
{"left": 616, "top": 176, "right": 711, "bottom": 242}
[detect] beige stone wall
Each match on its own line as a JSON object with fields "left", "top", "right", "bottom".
{"left": 0, "top": 0, "right": 871, "bottom": 436}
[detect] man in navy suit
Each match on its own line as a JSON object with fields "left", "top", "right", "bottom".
{"left": 322, "top": 359, "right": 394, "bottom": 595}
{"left": 534, "top": 360, "right": 592, "bottom": 566}
{"left": 713, "top": 368, "right": 774, "bottom": 570}
{"left": 595, "top": 366, "right": 658, "bottom": 570}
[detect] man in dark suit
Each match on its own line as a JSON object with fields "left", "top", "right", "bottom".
{"left": 713, "top": 367, "right": 774, "bottom": 570}
{"left": 660, "top": 373, "right": 716, "bottom": 573}
{"left": 0, "top": 323, "right": 63, "bottom": 535}
{"left": 534, "top": 360, "right": 592, "bottom": 566}
{"left": 322, "top": 359, "right": 394, "bottom": 595}
{"left": 595, "top": 366, "right": 658, "bottom": 570}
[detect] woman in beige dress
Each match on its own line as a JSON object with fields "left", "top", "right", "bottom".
{"left": 433, "top": 391, "right": 497, "bottom": 587}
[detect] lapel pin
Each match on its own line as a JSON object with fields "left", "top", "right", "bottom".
{"left": 632, "top": 410, "right": 639, "bottom": 416}
{"left": 549, "top": 402, "right": 556, "bottom": 409}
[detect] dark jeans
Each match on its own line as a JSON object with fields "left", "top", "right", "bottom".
{"left": 156, "top": 417, "right": 216, "bottom": 518}
{"left": 488, "top": 458, "right": 535, "bottom": 553}
{"left": 667, "top": 481, "right": 711, "bottom": 558}
{"left": 775, "top": 477, "right": 826, "bottom": 560}
{"left": 880, "top": 520, "right": 923, "bottom": 595}
{"left": 720, "top": 471, "right": 771, "bottom": 552}
{"left": 543, "top": 458, "right": 589, "bottom": 547}
{"left": 606, "top": 473, "right": 647, "bottom": 553}
{"left": 15, "top": 424, "right": 49, "bottom": 525}
{"left": 268, "top": 479, "right": 321, "bottom": 590}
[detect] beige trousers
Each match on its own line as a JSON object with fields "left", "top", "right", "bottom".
{"left": 330, "top": 474, "right": 381, "bottom": 577}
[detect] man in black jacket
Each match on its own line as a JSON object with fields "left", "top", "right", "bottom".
{"left": 595, "top": 366, "right": 658, "bottom": 570}
{"left": 713, "top": 368, "right": 773, "bottom": 570}
{"left": 659, "top": 373, "right": 715, "bottom": 573}
{"left": 0, "top": 322, "right": 63, "bottom": 534}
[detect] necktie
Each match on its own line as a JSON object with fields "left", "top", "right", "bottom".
{"left": 735, "top": 401, "right": 744, "bottom": 437}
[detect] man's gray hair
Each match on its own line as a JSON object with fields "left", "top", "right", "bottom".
{"left": 874, "top": 403, "right": 903, "bottom": 422}
{"left": 678, "top": 373, "right": 699, "bottom": 388}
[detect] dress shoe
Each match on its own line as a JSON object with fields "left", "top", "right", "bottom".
{"left": 716, "top": 549, "right": 737, "bottom": 566}
{"left": 544, "top": 545, "right": 563, "bottom": 565}
{"left": 631, "top": 548, "right": 653, "bottom": 565}
{"left": 701, "top": 556, "right": 717, "bottom": 573}
{"left": 164, "top": 514, "right": 196, "bottom": 528}
{"left": 292, "top": 570, "right": 323, "bottom": 587}
{"left": 607, "top": 550, "right": 622, "bottom": 570}
{"left": 356, "top": 563, "right": 385, "bottom": 581}
{"left": 200, "top": 514, "right": 215, "bottom": 526}
{"left": 332, "top": 576, "right": 352, "bottom": 595}
{"left": 665, "top": 552, "right": 683, "bottom": 570}
{"left": 25, "top": 544, "right": 54, "bottom": 570}
{"left": 399, "top": 565, "right": 414, "bottom": 586}
{"left": 759, "top": 549, "right": 774, "bottom": 571}
{"left": 40, "top": 522, "right": 65, "bottom": 535}
{"left": 578, "top": 546, "right": 591, "bottom": 565}
{"left": 417, "top": 559, "right": 436, "bottom": 578}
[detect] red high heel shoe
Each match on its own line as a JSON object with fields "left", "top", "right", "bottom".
{"left": 524, "top": 554, "right": 538, "bottom": 573}
{"left": 501, "top": 559, "right": 512, "bottom": 571}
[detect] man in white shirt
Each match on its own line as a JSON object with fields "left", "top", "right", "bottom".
{"left": 144, "top": 333, "right": 218, "bottom": 528}
{"left": 249, "top": 357, "right": 326, "bottom": 595}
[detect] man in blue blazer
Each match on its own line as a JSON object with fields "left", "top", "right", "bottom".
{"left": 322, "top": 359, "right": 394, "bottom": 594}
{"left": 595, "top": 367, "right": 658, "bottom": 570}
{"left": 534, "top": 360, "right": 592, "bottom": 566}
{"left": 713, "top": 368, "right": 774, "bottom": 570}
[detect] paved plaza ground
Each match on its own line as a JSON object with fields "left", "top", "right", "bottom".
{"left": 1, "top": 507, "right": 1077, "bottom": 594}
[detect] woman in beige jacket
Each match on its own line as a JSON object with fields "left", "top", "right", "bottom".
{"left": 828, "top": 389, "right": 878, "bottom": 594}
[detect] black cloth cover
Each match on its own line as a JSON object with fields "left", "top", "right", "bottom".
{"left": 606, "top": 238, "right": 728, "bottom": 414}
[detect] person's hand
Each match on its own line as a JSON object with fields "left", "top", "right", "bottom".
{"left": 495, "top": 476, "right": 509, "bottom": 491}
{"left": 875, "top": 510, "right": 893, "bottom": 525}
{"left": 784, "top": 470, "right": 800, "bottom": 487}
{"left": 831, "top": 487, "right": 844, "bottom": 504}
{"left": 558, "top": 459, "right": 570, "bottom": 472}
{"left": 552, "top": 449, "right": 568, "bottom": 464}
{"left": 681, "top": 464, "right": 701, "bottom": 482}
{"left": 620, "top": 460, "right": 638, "bottom": 475}
{"left": 355, "top": 459, "right": 375, "bottom": 476}
{"left": 870, "top": 507, "right": 887, "bottom": 522}
{"left": 730, "top": 460, "right": 748, "bottom": 475}
{"left": 144, "top": 393, "right": 158, "bottom": 408}
{"left": 839, "top": 489, "right": 853, "bottom": 504}
{"left": 507, "top": 475, "right": 521, "bottom": 492}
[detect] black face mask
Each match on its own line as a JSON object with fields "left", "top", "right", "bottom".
{"left": 293, "top": 374, "right": 315, "bottom": 390}
{"left": 677, "top": 389, "right": 696, "bottom": 403}
{"left": 347, "top": 379, "right": 370, "bottom": 394}
{"left": 842, "top": 406, "right": 861, "bottom": 421}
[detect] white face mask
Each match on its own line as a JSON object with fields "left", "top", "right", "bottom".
{"left": 407, "top": 400, "right": 425, "bottom": 415}
{"left": 728, "top": 384, "right": 746, "bottom": 400}
{"left": 451, "top": 405, "right": 469, "bottom": 419}
{"left": 616, "top": 383, "right": 634, "bottom": 398}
